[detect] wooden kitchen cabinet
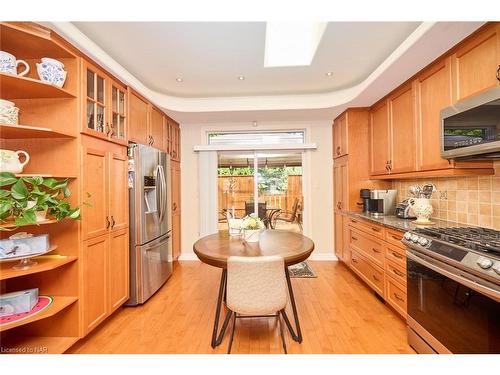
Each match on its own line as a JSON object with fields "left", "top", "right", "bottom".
{"left": 82, "top": 235, "right": 108, "bottom": 334}
{"left": 451, "top": 23, "right": 500, "bottom": 103}
{"left": 82, "top": 60, "right": 127, "bottom": 144}
{"left": 333, "top": 156, "right": 348, "bottom": 212}
{"left": 170, "top": 120, "right": 180, "bottom": 161}
{"left": 108, "top": 228, "right": 129, "bottom": 313}
{"left": 388, "top": 83, "right": 416, "bottom": 174}
{"left": 109, "top": 152, "right": 129, "bottom": 231}
{"left": 332, "top": 113, "right": 348, "bottom": 158}
{"left": 128, "top": 89, "right": 149, "bottom": 145}
{"left": 369, "top": 100, "right": 391, "bottom": 176}
{"left": 149, "top": 106, "right": 164, "bottom": 150}
{"left": 334, "top": 212, "right": 344, "bottom": 260}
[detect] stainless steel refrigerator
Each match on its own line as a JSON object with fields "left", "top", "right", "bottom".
{"left": 126, "top": 143, "right": 172, "bottom": 305}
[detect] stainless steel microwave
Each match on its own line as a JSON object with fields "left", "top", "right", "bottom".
{"left": 440, "top": 85, "right": 500, "bottom": 159}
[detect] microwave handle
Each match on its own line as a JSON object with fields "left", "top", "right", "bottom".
{"left": 406, "top": 251, "right": 500, "bottom": 303}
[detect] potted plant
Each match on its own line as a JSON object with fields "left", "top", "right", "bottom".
{"left": 0, "top": 172, "right": 82, "bottom": 228}
{"left": 241, "top": 213, "right": 265, "bottom": 242}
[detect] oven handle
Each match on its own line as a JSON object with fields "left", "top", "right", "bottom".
{"left": 407, "top": 251, "right": 500, "bottom": 303}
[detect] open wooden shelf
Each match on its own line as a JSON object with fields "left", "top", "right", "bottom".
{"left": 0, "top": 124, "right": 75, "bottom": 139}
{"left": 0, "top": 23, "right": 76, "bottom": 59}
{"left": 15, "top": 173, "right": 78, "bottom": 178}
{"left": 0, "top": 219, "right": 59, "bottom": 230}
{"left": 1, "top": 255, "right": 77, "bottom": 281}
{"left": 0, "top": 295, "right": 77, "bottom": 332}
{"left": 0, "top": 73, "right": 76, "bottom": 99}
{"left": 0, "top": 335, "right": 79, "bottom": 354}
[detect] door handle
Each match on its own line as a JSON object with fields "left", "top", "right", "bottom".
{"left": 110, "top": 215, "right": 115, "bottom": 228}
{"left": 336, "top": 146, "right": 341, "bottom": 155}
{"left": 392, "top": 268, "right": 405, "bottom": 277}
{"left": 497, "top": 65, "right": 500, "bottom": 82}
{"left": 105, "top": 216, "right": 110, "bottom": 229}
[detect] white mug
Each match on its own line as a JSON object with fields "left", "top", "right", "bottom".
{"left": 0, "top": 51, "right": 30, "bottom": 77}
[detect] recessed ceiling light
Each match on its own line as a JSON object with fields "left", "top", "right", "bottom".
{"left": 325, "top": 71, "right": 333, "bottom": 77}
{"left": 176, "top": 77, "right": 183, "bottom": 82}
{"left": 238, "top": 75, "right": 245, "bottom": 81}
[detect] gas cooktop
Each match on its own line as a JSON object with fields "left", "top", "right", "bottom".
{"left": 412, "top": 226, "right": 500, "bottom": 257}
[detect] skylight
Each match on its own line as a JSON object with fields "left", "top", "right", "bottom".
{"left": 264, "top": 22, "right": 327, "bottom": 67}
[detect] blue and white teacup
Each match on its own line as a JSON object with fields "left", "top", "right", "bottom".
{"left": 36, "top": 57, "right": 67, "bottom": 88}
{"left": 0, "top": 51, "right": 30, "bottom": 76}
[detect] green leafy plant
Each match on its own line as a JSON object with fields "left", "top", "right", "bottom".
{"left": 0, "top": 172, "right": 83, "bottom": 228}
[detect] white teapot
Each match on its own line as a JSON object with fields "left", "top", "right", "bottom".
{"left": 408, "top": 198, "right": 434, "bottom": 224}
{"left": 0, "top": 150, "right": 30, "bottom": 174}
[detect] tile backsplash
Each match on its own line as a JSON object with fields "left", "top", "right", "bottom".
{"left": 392, "top": 162, "right": 500, "bottom": 229}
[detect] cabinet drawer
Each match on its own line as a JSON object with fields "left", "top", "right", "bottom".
{"left": 385, "top": 228, "right": 405, "bottom": 249}
{"left": 385, "top": 258, "right": 407, "bottom": 285}
{"left": 349, "top": 217, "right": 385, "bottom": 238}
{"left": 385, "top": 276, "right": 407, "bottom": 318}
{"left": 350, "top": 250, "right": 384, "bottom": 297}
{"left": 385, "top": 244, "right": 406, "bottom": 268}
{"left": 349, "top": 228, "right": 384, "bottom": 267}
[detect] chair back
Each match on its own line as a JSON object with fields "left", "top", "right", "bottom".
{"left": 226, "top": 256, "right": 287, "bottom": 315}
{"left": 289, "top": 198, "right": 300, "bottom": 221}
{"left": 244, "top": 202, "right": 267, "bottom": 220}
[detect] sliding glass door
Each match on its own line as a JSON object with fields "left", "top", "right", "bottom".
{"left": 217, "top": 151, "right": 303, "bottom": 232}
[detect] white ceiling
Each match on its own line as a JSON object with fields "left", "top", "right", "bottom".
{"left": 72, "top": 22, "right": 420, "bottom": 97}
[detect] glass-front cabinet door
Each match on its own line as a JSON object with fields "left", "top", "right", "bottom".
{"left": 85, "top": 65, "right": 107, "bottom": 136}
{"left": 111, "top": 84, "right": 127, "bottom": 141}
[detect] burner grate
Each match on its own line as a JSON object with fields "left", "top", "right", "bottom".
{"left": 414, "top": 226, "right": 500, "bottom": 256}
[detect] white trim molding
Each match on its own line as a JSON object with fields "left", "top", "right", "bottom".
{"left": 193, "top": 143, "right": 317, "bottom": 152}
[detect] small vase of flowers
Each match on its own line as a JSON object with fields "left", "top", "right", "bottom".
{"left": 241, "top": 213, "right": 265, "bottom": 242}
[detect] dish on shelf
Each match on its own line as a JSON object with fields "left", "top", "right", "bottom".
{"left": 0, "top": 296, "right": 53, "bottom": 327}
{"left": 0, "top": 245, "right": 57, "bottom": 270}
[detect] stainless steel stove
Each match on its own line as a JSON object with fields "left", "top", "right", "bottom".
{"left": 402, "top": 226, "right": 500, "bottom": 354}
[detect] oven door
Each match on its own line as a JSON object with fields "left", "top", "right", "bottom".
{"left": 406, "top": 250, "right": 500, "bottom": 354}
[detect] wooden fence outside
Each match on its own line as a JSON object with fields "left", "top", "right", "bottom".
{"left": 218, "top": 175, "right": 302, "bottom": 216}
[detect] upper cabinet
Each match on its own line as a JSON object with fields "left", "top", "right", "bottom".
{"left": 128, "top": 90, "right": 149, "bottom": 145}
{"left": 149, "top": 105, "right": 164, "bottom": 150}
{"left": 369, "top": 100, "right": 391, "bottom": 176}
{"left": 170, "top": 119, "right": 181, "bottom": 161}
{"left": 451, "top": 24, "right": 500, "bottom": 103}
{"left": 415, "top": 57, "right": 453, "bottom": 171}
{"left": 83, "top": 60, "right": 127, "bottom": 144}
{"left": 388, "top": 83, "right": 416, "bottom": 174}
{"left": 332, "top": 113, "right": 348, "bottom": 159}
{"left": 368, "top": 23, "right": 498, "bottom": 179}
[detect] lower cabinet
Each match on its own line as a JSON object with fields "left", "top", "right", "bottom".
{"left": 343, "top": 216, "right": 408, "bottom": 318}
{"left": 82, "top": 228, "right": 129, "bottom": 335}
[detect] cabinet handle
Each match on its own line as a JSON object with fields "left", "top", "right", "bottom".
{"left": 105, "top": 216, "right": 110, "bottom": 229}
{"left": 391, "top": 251, "right": 404, "bottom": 259}
{"left": 351, "top": 236, "right": 358, "bottom": 241}
{"left": 173, "top": 202, "right": 177, "bottom": 211}
{"left": 351, "top": 219, "right": 357, "bottom": 223}
{"left": 336, "top": 146, "right": 341, "bottom": 155}
{"left": 336, "top": 202, "right": 341, "bottom": 209}
{"left": 392, "top": 269, "right": 405, "bottom": 277}
{"left": 497, "top": 65, "right": 500, "bottom": 82}
{"left": 371, "top": 227, "right": 381, "bottom": 232}
{"left": 352, "top": 258, "right": 358, "bottom": 264}
{"left": 105, "top": 123, "right": 110, "bottom": 136}
{"left": 110, "top": 215, "right": 115, "bottom": 228}
{"left": 392, "top": 235, "right": 402, "bottom": 241}
{"left": 372, "top": 275, "right": 380, "bottom": 282}
{"left": 372, "top": 248, "right": 381, "bottom": 253}
{"left": 151, "top": 137, "right": 154, "bottom": 146}
{"left": 393, "top": 293, "right": 405, "bottom": 302}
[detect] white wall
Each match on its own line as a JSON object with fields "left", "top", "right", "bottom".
{"left": 179, "top": 120, "right": 335, "bottom": 261}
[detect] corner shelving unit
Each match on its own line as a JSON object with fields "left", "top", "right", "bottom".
{"left": 0, "top": 22, "right": 82, "bottom": 354}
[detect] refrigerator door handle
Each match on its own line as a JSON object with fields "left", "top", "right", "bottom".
{"left": 159, "top": 165, "right": 167, "bottom": 223}
{"left": 155, "top": 165, "right": 162, "bottom": 221}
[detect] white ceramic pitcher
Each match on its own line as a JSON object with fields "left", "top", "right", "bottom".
{"left": 408, "top": 197, "right": 434, "bottom": 224}
{"left": 0, "top": 51, "right": 30, "bottom": 77}
{"left": 0, "top": 150, "right": 30, "bottom": 174}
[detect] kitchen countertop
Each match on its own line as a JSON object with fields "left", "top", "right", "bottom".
{"left": 347, "top": 211, "right": 467, "bottom": 233}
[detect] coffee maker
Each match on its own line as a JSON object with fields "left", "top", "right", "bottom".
{"left": 359, "top": 189, "right": 371, "bottom": 213}
{"left": 368, "top": 189, "right": 397, "bottom": 217}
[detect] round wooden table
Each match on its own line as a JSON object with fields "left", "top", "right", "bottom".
{"left": 193, "top": 230, "right": 315, "bottom": 348}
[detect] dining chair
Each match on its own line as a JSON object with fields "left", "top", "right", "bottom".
{"left": 226, "top": 255, "right": 288, "bottom": 354}
{"left": 272, "top": 198, "right": 302, "bottom": 230}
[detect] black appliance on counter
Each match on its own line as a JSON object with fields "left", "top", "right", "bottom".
{"left": 402, "top": 226, "right": 500, "bottom": 353}
{"left": 359, "top": 189, "right": 371, "bottom": 213}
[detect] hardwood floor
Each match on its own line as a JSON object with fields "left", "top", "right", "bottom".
{"left": 68, "top": 261, "right": 414, "bottom": 354}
